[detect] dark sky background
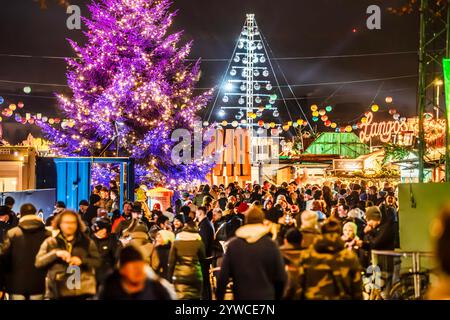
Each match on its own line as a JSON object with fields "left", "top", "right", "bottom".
{"left": 0, "top": 0, "right": 419, "bottom": 143}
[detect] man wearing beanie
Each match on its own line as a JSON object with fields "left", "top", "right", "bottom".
{"left": 361, "top": 205, "right": 396, "bottom": 290}
{"left": 97, "top": 245, "right": 175, "bottom": 300}
{"left": 83, "top": 194, "right": 102, "bottom": 228}
{"left": 216, "top": 206, "right": 287, "bottom": 300}
{"left": 172, "top": 214, "right": 185, "bottom": 235}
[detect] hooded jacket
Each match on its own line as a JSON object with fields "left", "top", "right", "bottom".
{"left": 216, "top": 224, "right": 287, "bottom": 300}
{"left": 0, "top": 215, "right": 51, "bottom": 295}
{"left": 168, "top": 231, "right": 205, "bottom": 300}
{"left": 297, "top": 233, "right": 363, "bottom": 300}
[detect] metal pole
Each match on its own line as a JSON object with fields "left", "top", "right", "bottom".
{"left": 445, "top": 5, "right": 450, "bottom": 181}
{"left": 412, "top": 252, "right": 421, "bottom": 299}
{"left": 246, "top": 14, "right": 255, "bottom": 165}
{"left": 418, "top": 0, "right": 427, "bottom": 183}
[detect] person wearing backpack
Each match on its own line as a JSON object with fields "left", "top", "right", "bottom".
{"left": 295, "top": 220, "right": 363, "bottom": 300}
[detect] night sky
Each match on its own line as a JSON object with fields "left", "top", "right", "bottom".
{"left": 0, "top": 0, "right": 419, "bottom": 143}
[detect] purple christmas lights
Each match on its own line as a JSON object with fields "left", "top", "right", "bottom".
{"left": 39, "top": 0, "right": 215, "bottom": 186}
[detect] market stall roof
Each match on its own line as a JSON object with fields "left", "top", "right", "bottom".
{"left": 279, "top": 154, "right": 340, "bottom": 164}
{"left": 303, "top": 132, "right": 370, "bottom": 159}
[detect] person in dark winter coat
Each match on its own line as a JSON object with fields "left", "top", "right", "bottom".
{"left": 168, "top": 222, "right": 206, "bottom": 300}
{"left": 83, "top": 194, "right": 102, "bottom": 229}
{"left": 361, "top": 206, "right": 396, "bottom": 268}
{"left": 78, "top": 200, "right": 89, "bottom": 219}
{"left": 150, "top": 230, "right": 175, "bottom": 280}
{"left": 379, "top": 198, "right": 400, "bottom": 248}
{"left": 90, "top": 217, "right": 119, "bottom": 286}
{"left": 361, "top": 206, "right": 396, "bottom": 292}
{"left": 280, "top": 229, "right": 304, "bottom": 300}
{"left": 0, "top": 205, "right": 19, "bottom": 296}
{"left": 196, "top": 206, "right": 215, "bottom": 300}
{"left": 4, "top": 196, "right": 16, "bottom": 215}
{"left": 225, "top": 202, "right": 246, "bottom": 240}
{"left": 35, "top": 210, "right": 101, "bottom": 300}
{"left": 97, "top": 245, "right": 175, "bottom": 300}
{"left": 217, "top": 192, "right": 228, "bottom": 211}
{"left": 0, "top": 204, "right": 51, "bottom": 300}
{"left": 196, "top": 207, "right": 215, "bottom": 258}
{"left": 216, "top": 206, "right": 287, "bottom": 300}
{"left": 0, "top": 205, "right": 19, "bottom": 244}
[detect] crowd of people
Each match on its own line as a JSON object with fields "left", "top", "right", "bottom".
{"left": 0, "top": 178, "right": 449, "bottom": 300}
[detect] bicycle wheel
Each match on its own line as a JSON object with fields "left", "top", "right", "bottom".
{"left": 388, "top": 273, "right": 429, "bottom": 300}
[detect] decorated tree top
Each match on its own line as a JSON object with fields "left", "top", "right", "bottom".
{"left": 40, "top": 0, "right": 215, "bottom": 186}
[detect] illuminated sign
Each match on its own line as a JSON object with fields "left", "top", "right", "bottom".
{"left": 333, "top": 159, "right": 364, "bottom": 171}
{"left": 359, "top": 112, "right": 445, "bottom": 146}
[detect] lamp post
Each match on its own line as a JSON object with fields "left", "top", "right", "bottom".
{"left": 435, "top": 79, "right": 443, "bottom": 119}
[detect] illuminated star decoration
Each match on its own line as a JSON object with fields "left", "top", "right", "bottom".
{"left": 39, "top": 0, "right": 215, "bottom": 186}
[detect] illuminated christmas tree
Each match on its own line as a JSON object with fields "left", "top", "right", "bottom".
{"left": 39, "top": 0, "right": 214, "bottom": 186}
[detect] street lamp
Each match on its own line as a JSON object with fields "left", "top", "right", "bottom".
{"left": 435, "top": 78, "right": 444, "bottom": 119}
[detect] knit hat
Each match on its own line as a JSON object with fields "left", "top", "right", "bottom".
{"left": 301, "top": 210, "right": 318, "bottom": 229}
{"left": 91, "top": 217, "right": 112, "bottom": 233}
{"left": 153, "top": 203, "right": 161, "bottom": 211}
{"left": 173, "top": 213, "right": 185, "bottom": 224}
{"left": 89, "top": 194, "right": 101, "bottom": 205}
{"left": 79, "top": 200, "right": 89, "bottom": 206}
{"left": 132, "top": 205, "right": 142, "bottom": 213}
{"left": 119, "top": 245, "right": 144, "bottom": 267}
{"left": 236, "top": 202, "right": 249, "bottom": 213}
{"left": 245, "top": 206, "right": 265, "bottom": 224}
{"left": 365, "top": 206, "right": 382, "bottom": 221}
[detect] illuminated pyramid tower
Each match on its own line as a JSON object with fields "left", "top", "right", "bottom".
{"left": 208, "top": 14, "right": 285, "bottom": 165}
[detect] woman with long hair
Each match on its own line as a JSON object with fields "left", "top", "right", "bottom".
{"left": 35, "top": 210, "right": 100, "bottom": 300}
